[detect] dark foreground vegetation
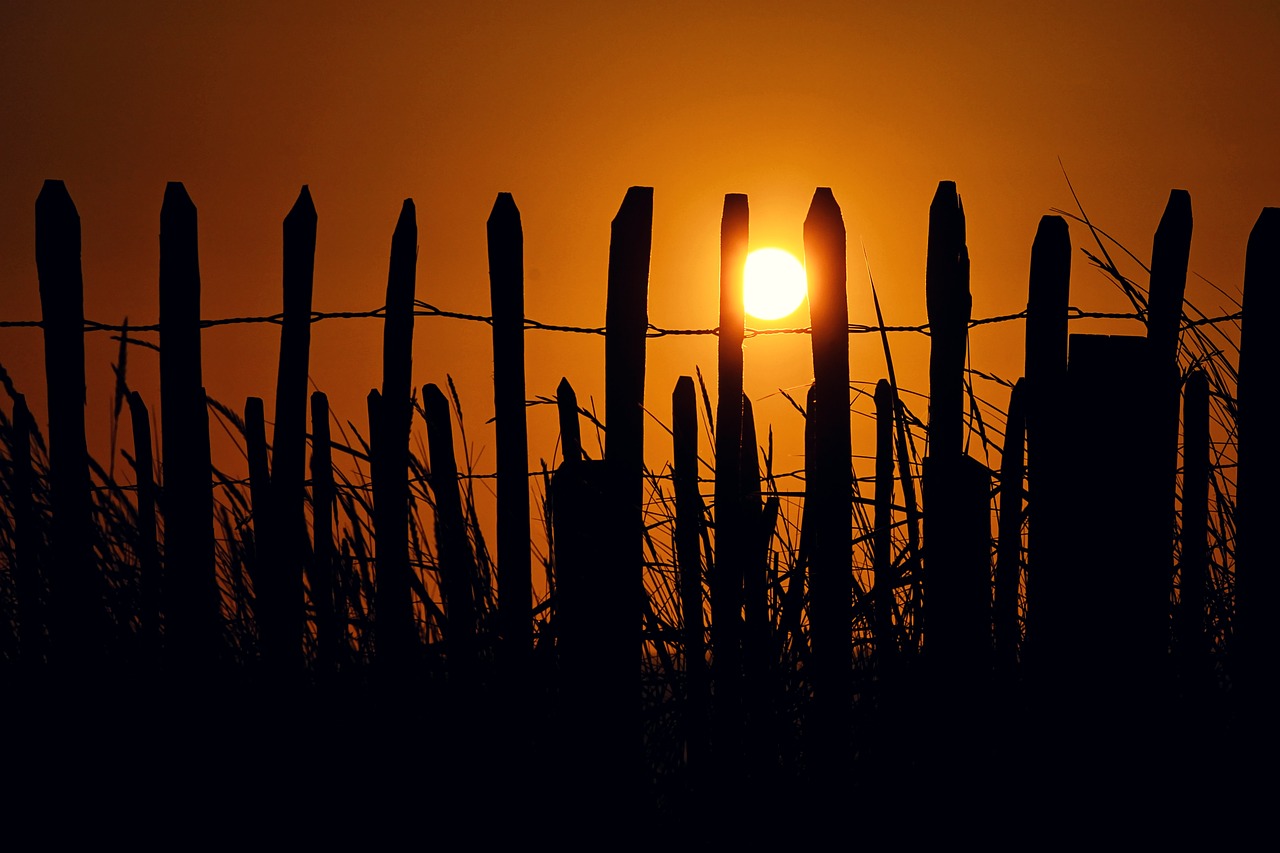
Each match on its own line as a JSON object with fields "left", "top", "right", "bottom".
{"left": 1, "top": 179, "right": 1275, "bottom": 836}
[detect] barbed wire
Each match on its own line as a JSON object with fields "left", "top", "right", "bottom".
{"left": 0, "top": 301, "right": 1245, "bottom": 337}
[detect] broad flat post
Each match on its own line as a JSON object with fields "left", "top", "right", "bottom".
{"left": 488, "top": 192, "right": 532, "bottom": 665}
{"left": 36, "top": 180, "right": 100, "bottom": 667}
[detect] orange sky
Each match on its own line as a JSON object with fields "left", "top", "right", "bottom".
{"left": 2, "top": 1, "right": 1277, "bottom": 520}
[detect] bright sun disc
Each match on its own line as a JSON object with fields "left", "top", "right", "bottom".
{"left": 743, "top": 248, "right": 807, "bottom": 320}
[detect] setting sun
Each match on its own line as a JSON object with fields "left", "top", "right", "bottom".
{"left": 743, "top": 247, "right": 808, "bottom": 320}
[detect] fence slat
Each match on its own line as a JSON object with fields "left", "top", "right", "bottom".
{"left": 158, "top": 181, "right": 218, "bottom": 671}
{"left": 308, "top": 391, "right": 339, "bottom": 674}
{"left": 127, "top": 391, "right": 160, "bottom": 666}
{"left": 488, "top": 192, "right": 532, "bottom": 666}
{"left": 269, "top": 185, "right": 317, "bottom": 671}
{"left": 1233, "top": 206, "right": 1280, "bottom": 703}
{"left": 873, "top": 378, "right": 896, "bottom": 673}
{"left": 925, "top": 180, "right": 970, "bottom": 459}
{"left": 422, "top": 382, "right": 479, "bottom": 686}
{"left": 373, "top": 200, "right": 419, "bottom": 670}
{"left": 672, "top": 375, "right": 707, "bottom": 775}
{"left": 604, "top": 185, "right": 652, "bottom": 754}
{"left": 994, "top": 378, "right": 1026, "bottom": 675}
{"left": 9, "top": 394, "right": 45, "bottom": 664}
{"left": 712, "top": 193, "right": 748, "bottom": 764}
{"left": 36, "top": 180, "right": 100, "bottom": 667}
{"left": 1022, "top": 214, "right": 1071, "bottom": 674}
{"left": 804, "top": 186, "right": 851, "bottom": 760}
{"left": 1175, "top": 370, "right": 1209, "bottom": 693}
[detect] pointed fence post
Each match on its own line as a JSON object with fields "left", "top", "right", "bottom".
{"left": 672, "top": 375, "right": 708, "bottom": 774}
{"left": 1175, "top": 370, "right": 1209, "bottom": 694}
{"left": 604, "top": 185, "right": 652, "bottom": 762}
{"left": 1233, "top": 207, "right": 1280, "bottom": 705}
{"left": 373, "top": 200, "right": 419, "bottom": 671}
{"left": 36, "top": 180, "right": 101, "bottom": 668}
{"left": 872, "top": 379, "right": 896, "bottom": 674}
{"left": 309, "top": 391, "right": 339, "bottom": 674}
{"left": 127, "top": 391, "right": 160, "bottom": 667}
{"left": 268, "top": 186, "right": 317, "bottom": 671}
{"left": 994, "top": 378, "right": 1027, "bottom": 675}
{"left": 1022, "top": 215, "right": 1071, "bottom": 674}
{"left": 925, "top": 180, "right": 970, "bottom": 459}
{"left": 159, "top": 181, "right": 218, "bottom": 671}
{"left": 488, "top": 192, "right": 532, "bottom": 668}
{"left": 422, "top": 383, "right": 479, "bottom": 687}
{"left": 713, "top": 193, "right": 749, "bottom": 764}
{"left": 556, "top": 377, "right": 582, "bottom": 464}
{"left": 1146, "top": 190, "right": 1192, "bottom": 652}
{"left": 804, "top": 187, "right": 852, "bottom": 761}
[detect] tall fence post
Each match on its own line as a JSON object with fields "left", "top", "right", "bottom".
{"left": 671, "top": 375, "right": 707, "bottom": 778}
{"left": 1022, "top": 215, "right": 1071, "bottom": 675}
{"left": 604, "top": 185, "right": 652, "bottom": 778}
{"left": 158, "top": 181, "right": 218, "bottom": 672}
{"left": 373, "top": 199, "right": 419, "bottom": 671}
{"left": 36, "top": 180, "right": 100, "bottom": 669}
{"left": 713, "top": 192, "right": 748, "bottom": 768}
{"left": 1233, "top": 206, "right": 1280, "bottom": 711}
{"left": 488, "top": 192, "right": 532, "bottom": 668}
{"left": 804, "top": 186, "right": 852, "bottom": 766}
{"left": 268, "top": 185, "right": 317, "bottom": 672}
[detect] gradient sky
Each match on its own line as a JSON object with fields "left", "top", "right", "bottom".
{"left": 2, "top": 1, "right": 1276, "bottom": 509}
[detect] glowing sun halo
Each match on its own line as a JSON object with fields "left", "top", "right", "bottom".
{"left": 743, "top": 248, "right": 807, "bottom": 320}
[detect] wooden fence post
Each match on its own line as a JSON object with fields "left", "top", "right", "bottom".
{"left": 1175, "top": 370, "right": 1209, "bottom": 694}
{"left": 1233, "top": 206, "right": 1280, "bottom": 706}
{"left": 994, "top": 378, "right": 1026, "bottom": 675}
{"left": 672, "top": 375, "right": 707, "bottom": 775}
{"left": 268, "top": 185, "right": 317, "bottom": 671}
{"left": 804, "top": 186, "right": 852, "bottom": 762}
{"left": 36, "top": 180, "right": 101, "bottom": 668}
{"left": 422, "top": 383, "right": 479, "bottom": 687}
{"left": 309, "top": 391, "right": 339, "bottom": 675}
{"left": 872, "top": 378, "right": 896, "bottom": 674}
{"left": 1022, "top": 215, "right": 1071, "bottom": 674}
{"left": 373, "top": 199, "right": 419, "bottom": 671}
{"left": 159, "top": 181, "right": 218, "bottom": 671}
{"left": 488, "top": 192, "right": 532, "bottom": 668}
{"left": 712, "top": 193, "right": 749, "bottom": 766}
{"left": 925, "top": 180, "right": 970, "bottom": 459}
{"left": 127, "top": 392, "right": 160, "bottom": 666}
{"left": 244, "top": 396, "right": 273, "bottom": 662}
{"left": 604, "top": 185, "right": 652, "bottom": 763}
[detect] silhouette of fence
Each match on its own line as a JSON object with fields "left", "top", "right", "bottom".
{"left": 0, "top": 178, "right": 1269, "bottom": 821}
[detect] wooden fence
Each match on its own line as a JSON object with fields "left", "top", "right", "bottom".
{"left": 0, "top": 178, "right": 1273, "bottom": 817}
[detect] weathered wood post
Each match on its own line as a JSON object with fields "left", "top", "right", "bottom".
{"left": 159, "top": 181, "right": 218, "bottom": 671}
{"left": 36, "top": 180, "right": 101, "bottom": 668}
{"left": 1233, "top": 207, "right": 1280, "bottom": 708}
{"left": 372, "top": 199, "right": 419, "bottom": 670}
{"left": 804, "top": 187, "right": 852, "bottom": 761}
{"left": 1175, "top": 370, "right": 1209, "bottom": 694}
{"left": 1022, "top": 215, "right": 1071, "bottom": 674}
{"left": 672, "top": 375, "right": 708, "bottom": 775}
{"left": 267, "top": 186, "right": 317, "bottom": 671}
{"left": 488, "top": 192, "right": 532, "bottom": 668}
{"left": 872, "top": 378, "right": 896, "bottom": 674}
{"left": 739, "top": 393, "right": 772, "bottom": 774}
{"left": 713, "top": 193, "right": 749, "bottom": 752}
{"left": 994, "top": 378, "right": 1026, "bottom": 675}
{"left": 127, "top": 392, "right": 160, "bottom": 667}
{"left": 556, "top": 377, "right": 582, "bottom": 464}
{"left": 922, "top": 180, "right": 990, "bottom": 677}
{"left": 245, "top": 395, "right": 273, "bottom": 648}
{"left": 1145, "top": 190, "right": 1192, "bottom": 655}
{"left": 308, "top": 391, "right": 339, "bottom": 674}
{"left": 422, "top": 383, "right": 479, "bottom": 687}
{"left": 604, "top": 185, "right": 652, "bottom": 762}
